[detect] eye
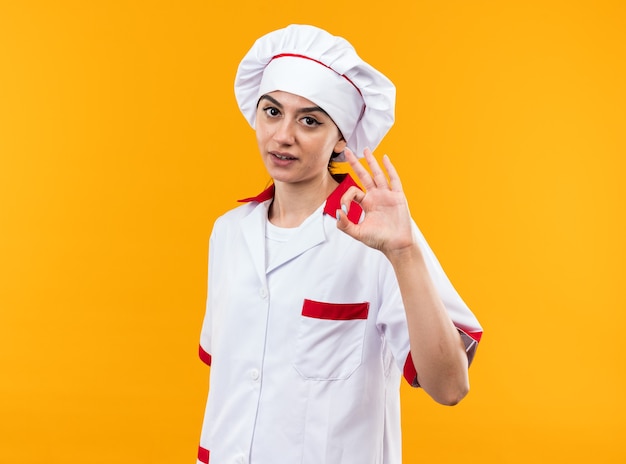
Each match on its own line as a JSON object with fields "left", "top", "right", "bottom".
{"left": 263, "top": 106, "right": 281, "bottom": 117}
{"left": 301, "top": 116, "right": 321, "bottom": 127}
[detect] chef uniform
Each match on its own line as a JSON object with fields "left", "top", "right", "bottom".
{"left": 197, "top": 25, "right": 483, "bottom": 464}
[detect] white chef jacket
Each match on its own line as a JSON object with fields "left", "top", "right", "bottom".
{"left": 197, "top": 175, "right": 482, "bottom": 464}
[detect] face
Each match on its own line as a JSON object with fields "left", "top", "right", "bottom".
{"left": 255, "top": 91, "right": 346, "bottom": 187}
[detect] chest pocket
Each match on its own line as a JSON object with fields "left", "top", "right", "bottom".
{"left": 293, "top": 299, "right": 369, "bottom": 380}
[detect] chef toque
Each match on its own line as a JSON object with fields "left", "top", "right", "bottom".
{"left": 234, "top": 24, "right": 396, "bottom": 159}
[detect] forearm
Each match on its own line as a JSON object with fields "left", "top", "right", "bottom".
{"left": 386, "top": 244, "right": 469, "bottom": 405}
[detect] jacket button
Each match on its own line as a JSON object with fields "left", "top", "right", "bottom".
{"left": 250, "top": 369, "right": 260, "bottom": 381}
{"left": 259, "top": 288, "right": 268, "bottom": 299}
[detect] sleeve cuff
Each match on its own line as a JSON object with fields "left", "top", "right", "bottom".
{"left": 199, "top": 345, "right": 212, "bottom": 366}
{"left": 402, "top": 328, "right": 483, "bottom": 387}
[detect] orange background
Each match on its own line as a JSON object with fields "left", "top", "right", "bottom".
{"left": 1, "top": 1, "right": 624, "bottom": 462}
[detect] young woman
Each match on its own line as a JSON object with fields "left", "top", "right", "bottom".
{"left": 197, "top": 24, "right": 482, "bottom": 464}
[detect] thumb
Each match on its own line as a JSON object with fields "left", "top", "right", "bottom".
{"left": 335, "top": 207, "right": 358, "bottom": 238}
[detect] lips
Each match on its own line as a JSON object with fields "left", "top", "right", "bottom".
{"left": 271, "top": 152, "right": 297, "bottom": 161}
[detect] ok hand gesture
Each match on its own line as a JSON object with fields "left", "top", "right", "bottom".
{"left": 336, "top": 148, "right": 417, "bottom": 257}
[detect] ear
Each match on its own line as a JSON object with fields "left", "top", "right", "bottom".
{"left": 333, "top": 138, "right": 347, "bottom": 154}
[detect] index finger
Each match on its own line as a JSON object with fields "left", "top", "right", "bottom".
{"left": 344, "top": 147, "right": 376, "bottom": 191}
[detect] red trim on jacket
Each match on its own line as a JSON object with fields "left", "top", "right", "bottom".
{"left": 323, "top": 175, "right": 363, "bottom": 224}
{"left": 302, "top": 299, "right": 369, "bottom": 320}
{"left": 198, "top": 446, "right": 210, "bottom": 463}
{"left": 403, "top": 352, "right": 419, "bottom": 387}
{"left": 403, "top": 327, "right": 484, "bottom": 387}
{"left": 238, "top": 184, "right": 275, "bottom": 204}
{"left": 467, "top": 330, "right": 483, "bottom": 343}
{"left": 238, "top": 174, "right": 363, "bottom": 225}
{"left": 199, "top": 345, "right": 212, "bottom": 366}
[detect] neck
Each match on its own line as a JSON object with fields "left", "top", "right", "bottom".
{"left": 269, "top": 173, "right": 339, "bottom": 228}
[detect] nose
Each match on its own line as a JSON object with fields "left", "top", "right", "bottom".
{"left": 272, "top": 118, "right": 295, "bottom": 145}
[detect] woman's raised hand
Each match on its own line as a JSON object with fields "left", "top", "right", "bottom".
{"left": 336, "top": 148, "right": 417, "bottom": 256}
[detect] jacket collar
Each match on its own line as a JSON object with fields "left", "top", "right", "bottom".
{"left": 238, "top": 174, "right": 363, "bottom": 224}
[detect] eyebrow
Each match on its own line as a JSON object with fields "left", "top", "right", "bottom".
{"left": 259, "top": 94, "right": 330, "bottom": 116}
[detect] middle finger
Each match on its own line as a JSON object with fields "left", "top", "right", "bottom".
{"left": 345, "top": 148, "right": 376, "bottom": 190}
{"left": 363, "top": 148, "right": 389, "bottom": 189}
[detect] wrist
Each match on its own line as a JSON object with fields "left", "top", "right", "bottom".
{"left": 384, "top": 242, "right": 424, "bottom": 267}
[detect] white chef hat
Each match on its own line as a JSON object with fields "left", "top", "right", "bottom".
{"left": 234, "top": 24, "right": 396, "bottom": 159}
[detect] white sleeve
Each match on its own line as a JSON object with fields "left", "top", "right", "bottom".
{"left": 198, "top": 226, "right": 218, "bottom": 366}
{"left": 377, "top": 220, "right": 483, "bottom": 387}
{"left": 412, "top": 221, "right": 483, "bottom": 359}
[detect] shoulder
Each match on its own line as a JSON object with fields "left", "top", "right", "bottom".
{"left": 210, "top": 201, "right": 266, "bottom": 235}
{"left": 217, "top": 201, "right": 257, "bottom": 222}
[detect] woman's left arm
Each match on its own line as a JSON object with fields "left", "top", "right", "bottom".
{"left": 336, "top": 148, "right": 469, "bottom": 405}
